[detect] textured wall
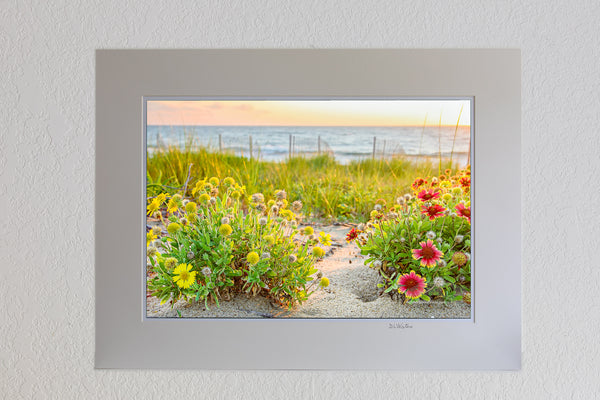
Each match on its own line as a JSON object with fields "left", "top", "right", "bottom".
{"left": 1, "top": 0, "right": 599, "bottom": 398}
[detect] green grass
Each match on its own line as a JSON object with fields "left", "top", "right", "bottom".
{"left": 147, "top": 147, "right": 458, "bottom": 222}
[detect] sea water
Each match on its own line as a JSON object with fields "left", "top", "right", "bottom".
{"left": 146, "top": 125, "right": 471, "bottom": 166}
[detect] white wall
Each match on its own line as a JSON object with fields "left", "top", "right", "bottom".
{"left": 2, "top": 1, "right": 599, "bottom": 398}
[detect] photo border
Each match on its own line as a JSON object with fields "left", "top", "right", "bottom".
{"left": 96, "top": 49, "right": 520, "bottom": 369}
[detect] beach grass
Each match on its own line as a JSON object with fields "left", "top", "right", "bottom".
{"left": 146, "top": 147, "right": 458, "bottom": 222}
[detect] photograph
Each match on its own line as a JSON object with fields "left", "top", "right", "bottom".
{"left": 145, "top": 99, "right": 472, "bottom": 319}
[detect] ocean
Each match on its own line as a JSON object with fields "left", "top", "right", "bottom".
{"left": 146, "top": 125, "right": 471, "bottom": 166}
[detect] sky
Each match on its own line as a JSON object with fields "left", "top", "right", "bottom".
{"left": 147, "top": 99, "right": 471, "bottom": 127}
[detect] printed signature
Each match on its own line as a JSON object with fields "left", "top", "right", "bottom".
{"left": 388, "top": 322, "right": 413, "bottom": 329}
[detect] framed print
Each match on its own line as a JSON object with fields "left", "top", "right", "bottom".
{"left": 96, "top": 49, "right": 521, "bottom": 369}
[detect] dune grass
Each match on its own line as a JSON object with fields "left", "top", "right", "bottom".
{"left": 146, "top": 147, "right": 457, "bottom": 222}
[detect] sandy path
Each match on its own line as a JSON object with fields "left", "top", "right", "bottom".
{"left": 146, "top": 224, "right": 470, "bottom": 319}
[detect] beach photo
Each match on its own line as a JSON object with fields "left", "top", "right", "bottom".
{"left": 145, "top": 99, "right": 472, "bottom": 318}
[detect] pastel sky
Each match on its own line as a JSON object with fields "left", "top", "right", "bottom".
{"left": 147, "top": 100, "right": 470, "bottom": 127}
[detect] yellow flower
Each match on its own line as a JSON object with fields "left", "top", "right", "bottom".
{"left": 167, "top": 222, "right": 181, "bottom": 235}
{"left": 164, "top": 257, "right": 178, "bottom": 269}
{"left": 167, "top": 199, "right": 178, "bottom": 213}
{"left": 318, "top": 232, "right": 332, "bottom": 246}
{"left": 146, "top": 231, "right": 156, "bottom": 244}
{"left": 147, "top": 199, "right": 160, "bottom": 215}
{"left": 319, "top": 277, "right": 330, "bottom": 287}
{"left": 223, "top": 177, "right": 236, "bottom": 186}
{"left": 172, "top": 263, "right": 197, "bottom": 289}
{"left": 264, "top": 235, "right": 275, "bottom": 246}
{"left": 219, "top": 224, "right": 233, "bottom": 236}
{"left": 209, "top": 177, "right": 220, "bottom": 186}
{"left": 151, "top": 226, "right": 162, "bottom": 236}
{"left": 198, "top": 193, "right": 211, "bottom": 204}
{"left": 185, "top": 201, "right": 197, "bottom": 213}
{"left": 442, "top": 193, "right": 453, "bottom": 202}
{"left": 452, "top": 187, "right": 463, "bottom": 196}
{"left": 230, "top": 190, "right": 241, "bottom": 199}
{"left": 156, "top": 193, "right": 167, "bottom": 203}
{"left": 312, "top": 246, "right": 325, "bottom": 258}
{"left": 303, "top": 226, "right": 314, "bottom": 236}
{"left": 247, "top": 252, "right": 260, "bottom": 265}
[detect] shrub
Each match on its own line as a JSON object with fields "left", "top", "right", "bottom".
{"left": 146, "top": 177, "right": 329, "bottom": 309}
{"left": 352, "top": 167, "right": 472, "bottom": 303}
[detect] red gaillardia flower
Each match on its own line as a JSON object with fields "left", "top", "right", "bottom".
{"left": 459, "top": 176, "right": 470, "bottom": 188}
{"left": 412, "top": 239, "right": 444, "bottom": 268}
{"left": 411, "top": 177, "right": 426, "bottom": 191}
{"left": 397, "top": 270, "right": 427, "bottom": 299}
{"left": 421, "top": 204, "right": 446, "bottom": 220}
{"left": 346, "top": 228, "right": 360, "bottom": 242}
{"left": 417, "top": 188, "right": 440, "bottom": 201}
{"left": 455, "top": 203, "right": 471, "bottom": 223}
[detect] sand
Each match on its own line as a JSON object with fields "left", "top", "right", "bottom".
{"left": 146, "top": 224, "right": 471, "bottom": 319}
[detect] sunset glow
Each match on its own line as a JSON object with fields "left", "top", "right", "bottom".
{"left": 147, "top": 100, "right": 471, "bottom": 127}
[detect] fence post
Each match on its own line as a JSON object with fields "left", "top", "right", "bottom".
{"left": 249, "top": 135, "right": 253, "bottom": 159}
{"left": 289, "top": 134, "right": 292, "bottom": 159}
{"left": 318, "top": 136, "right": 321, "bottom": 154}
{"left": 372, "top": 136, "right": 376, "bottom": 159}
{"left": 382, "top": 140, "right": 386, "bottom": 160}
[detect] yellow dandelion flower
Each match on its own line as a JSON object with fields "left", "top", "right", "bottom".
{"left": 219, "top": 224, "right": 233, "bottom": 236}
{"left": 167, "top": 199, "right": 178, "bottom": 213}
{"left": 156, "top": 193, "right": 167, "bottom": 203}
{"left": 172, "top": 263, "right": 197, "bottom": 289}
{"left": 318, "top": 232, "right": 332, "bottom": 246}
{"left": 167, "top": 222, "right": 181, "bottom": 235}
{"left": 319, "top": 277, "right": 330, "bottom": 287}
{"left": 303, "top": 226, "right": 314, "bottom": 236}
{"left": 312, "top": 246, "right": 325, "bottom": 258}
{"left": 147, "top": 199, "right": 160, "bottom": 215}
{"left": 185, "top": 201, "right": 197, "bottom": 213}
{"left": 247, "top": 252, "right": 260, "bottom": 265}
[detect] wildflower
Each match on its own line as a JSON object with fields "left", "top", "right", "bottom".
{"left": 209, "top": 177, "right": 220, "bottom": 186}
{"left": 223, "top": 177, "right": 235, "bottom": 186}
{"left": 219, "top": 224, "right": 232, "bottom": 236}
{"left": 308, "top": 234, "right": 316, "bottom": 241}
{"left": 454, "top": 235, "right": 464, "bottom": 243}
{"left": 261, "top": 252, "right": 271, "bottom": 260}
{"left": 264, "top": 235, "right": 275, "bottom": 246}
{"left": 156, "top": 193, "right": 167, "bottom": 203}
{"left": 258, "top": 217, "right": 268, "bottom": 226}
{"left": 202, "top": 267, "right": 212, "bottom": 277}
{"left": 271, "top": 205, "right": 279, "bottom": 214}
{"left": 455, "top": 203, "right": 471, "bottom": 223}
{"left": 319, "top": 277, "right": 330, "bottom": 288}
{"left": 459, "top": 176, "right": 470, "bottom": 188}
{"left": 167, "top": 199, "right": 179, "bottom": 213}
{"left": 146, "top": 231, "right": 157, "bottom": 244}
{"left": 210, "top": 188, "right": 219, "bottom": 197}
{"left": 317, "top": 271, "right": 323, "bottom": 278}
{"left": 417, "top": 188, "right": 440, "bottom": 202}
{"left": 255, "top": 203, "right": 267, "bottom": 212}
{"left": 442, "top": 193, "right": 453, "bottom": 202}
{"left": 291, "top": 221, "right": 298, "bottom": 229}
{"left": 291, "top": 200, "right": 303, "bottom": 212}
{"left": 431, "top": 177, "right": 439, "bottom": 185}
{"left": 167, "top": 222, "right": 181, "bottom": 234}
{"left": 251, "top": 193, "right": 265, "bottom": 203}
{"left": 312, "top": 247, "right": 325, "bottom": 258}
{"left": 421, "top": 204, "right": 446, "bottom": 220}
{"left": 152, "top": 211, "right": 162, "bottom": 219}
{"left": 346, "top": 228, "right": 359, "bottom": 242}
{"left": 426, "top": 231, "right": 436, "bottom": 240}
{"left": 374, "top": 204, "right": 382, "bottom": 211}
{"left": 465, "top": 252, "right": 471, "bottom": 261}
{"left": 412, "top": 240, "right": 444, "bottom": 268}
{"left": 438, "top": 259, "right": 447, "bottom": 268}
{"left": 147, "top": 246, "right": 158, "bottom": 258}
{"left": 172, "top": 263, "right": 197, "bottom": 289}
{"left": 221, "top": 217, "right": 230, "bottom": 225}
{"left": 230, "top": 190, "right": 241, "bottom": 199}
{"left": 151, "top": 226, "right": 162, "bottom": 236}
{"left": 451, "top": 252, "right": 468, "bottom": 268}
{"left": 372, "top": 260, "right": 382, "bottom": 269}
{"left": 397, "top": 271, "right": 427, "bottom": 299}
{"left": 411, "top": 177, "right": 426, "bottom": 191}
{"left": 387, "top": 212, "right": 398, "bottom": 219}
{"left": 280, "top": 209, "right": 294, "bottom": 221}
{"left": 185, "top": 202, "right": 197, "bottom": 213}
{"left": 180, "top": 218, "right": 188, "bottom": 226}
{"left": 164, "top": 257, "right": 178, "bottom": 269}
{"left": 147, "top": 199, "right": 161, "bottom": 215}
{"left": 404, "top": 194, "right": 412, "bottom": 202}
{"left": 275, "top": 190, "right": 287, "bottom": 200}
{"left": 277, "top": 199, "right": 287, "bottom": 209}
{"left": 303, "top": 226, "right": 314, "bottom": 236}
{"left": 187, "top": 251, "right": 194, "bottom": 260}
{"left": 172, "top": 194, "right": 182, "bottom": 202}
{"left": 288, "top": 254, "right": 297, "bottom": 263}
{"left": 198, "top": 193, "right": 211, "bottom": 203}
{"left": 396, "top": 197, "right": 406, "bottom": 205}
{"left": 357, "top": 223, "right": 365, "bottom": 231}
{"left": 433, "top": 276, "right": 445, "bottom": 288}
{"left": 246, "top": 252, "right": 260, "bottom": 265}
{"left": 209, "top": 197, "right": 217, "bottom": 205}
{"left": 318, "top": 232, "right": 332, "bottom": 246}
